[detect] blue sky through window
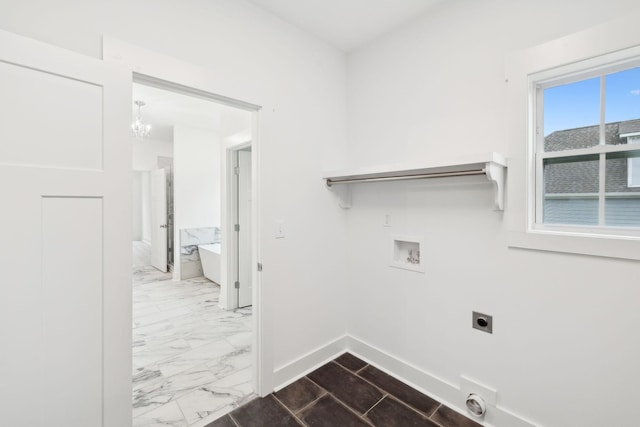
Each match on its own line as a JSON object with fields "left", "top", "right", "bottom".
{"left": 544, "top": 67, "right": 640, "bottom": 136}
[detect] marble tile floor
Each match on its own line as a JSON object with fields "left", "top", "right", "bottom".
{"left": 133, "top": 240, "right": 152, "bottom": 268}
{"left": 208, "top": 353, "right": 482, "bottom": 427}
{"left": 133, "top": 265, "right": 255, "bottom": 427}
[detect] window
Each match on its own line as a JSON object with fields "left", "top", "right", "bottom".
{"left": 533, "top": 60, "right": 640, "bottom": 234}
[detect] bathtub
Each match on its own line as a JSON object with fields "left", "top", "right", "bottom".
{"left": 198, "top": 243, "right": 221, "bottom": 284}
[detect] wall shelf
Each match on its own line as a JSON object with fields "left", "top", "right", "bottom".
{"left": 322, "top": 152, "right": 507, "bottom": 210}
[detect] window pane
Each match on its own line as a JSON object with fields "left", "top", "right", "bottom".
{"left": 605, "top": 67, "right": 640, "bottom": 147}
{"left": 543, "top": 77, "right": 600, "bottom": 152}
{"left": 543, "top": 156, "right": 599, "bottom": 225}
{"left": 605, "top": 151, "right": 640, "bottom": 227}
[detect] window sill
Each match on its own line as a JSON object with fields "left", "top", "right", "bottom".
{"left": 508, "top": 229, "right": 640, "bottom": 261}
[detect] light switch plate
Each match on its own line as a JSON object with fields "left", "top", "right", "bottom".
{"left": 383, "top": 213, "right": 392, "bottom": 227}
{"left": 275, "top": 220, "right": 285, "bottom": 239}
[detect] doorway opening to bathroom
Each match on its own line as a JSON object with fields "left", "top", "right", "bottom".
{"left": 130, "top": 78, "right": 258, "bottom": 426}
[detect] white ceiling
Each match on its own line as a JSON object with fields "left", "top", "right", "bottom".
{"left": 132, "top": 84, "right": 251, "bottom": 142}
{"left": 245, "top": 0, "right": 444, "bottom": 51}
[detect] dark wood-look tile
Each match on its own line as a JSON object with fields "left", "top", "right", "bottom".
{"left": 366, "top": 396, "right": 439, "bottom": 427}
{"left": 275, "top": 376, "right": 326, "bottom": 413}
{"left": 431, "top": 404, "right": 483, "bottom": 427}
{"left": 334, "top": 352, "right": 368, "bottom": 372}
{"left": 299, "top": 394, "right": 372, "bottom": 427}
{"left": 307, "top": 362, "right": 384, "bottom": 414}
{"left": 205, "top": 415, "right": 237, "bottom": 427}
{"left": 359, "top": 365, "right": 439, "bottom": 417}
{"left": 229, "top": 395, "right": 302, "bottom": 427}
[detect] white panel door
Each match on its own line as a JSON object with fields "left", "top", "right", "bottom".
{"left": 0, "top": 30, "right": 131, "bottom": 427}
{"left": 238, "top": 150, "right": 252, "bottom": 307}
{"left": 150, "top": 168, "right": 168, "bottom": 272}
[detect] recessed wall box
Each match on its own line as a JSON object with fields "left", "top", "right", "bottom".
{"left": 390, "top": 236, "right": 424, "bottom": 273}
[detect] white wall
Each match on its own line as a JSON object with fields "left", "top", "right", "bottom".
{"left": 131, "top": 171, "right": 153, "bottom": 243}
{"left": 132, "top": 138, "right": 173, "bottom": 171}
{"left": 174, "top": 125, "right": 220, "bottom": 235}
{"left": 132, "top": 139, "right": 171, "bottom": 244}
{"left": 346, "top": 1, "right": 640, "bottom": 427}
{"left": 0, "top": 0, "right": 349, "bottom": 393}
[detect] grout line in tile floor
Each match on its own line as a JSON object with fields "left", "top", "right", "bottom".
{"left": 302, "top": 374, "right": 379, "bottom": 425}
{"left": 208, "top": 352, "right": 483, "bottom": 427}
{"left": 362, "top": 393, "right": 388, "bottom": 418}
{"left": 227, "top": 413, "right": 240, "bottom": 427}
{"left": 333, "top": 392, "right": 376, "bottom": 426}
{"left": 271, "top": 393, "right": 308, "bottom": 426}
{"left": 276, "top": 387, "right": 326, "bottom": 417}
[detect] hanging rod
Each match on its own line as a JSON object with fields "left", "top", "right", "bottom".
{"left": 325, "top": 169, "right": 486, "bottom": 187}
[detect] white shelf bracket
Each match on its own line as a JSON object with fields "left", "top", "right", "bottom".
{"left": 485, "top": 161, "right": 505, "bottom": 211}
{"left": 326, "top": 181, "right": 352, "bottom": 209}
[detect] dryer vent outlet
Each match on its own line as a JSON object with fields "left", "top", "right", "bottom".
{"left": 466, "top": 393, "right": 486, "bottom": 417}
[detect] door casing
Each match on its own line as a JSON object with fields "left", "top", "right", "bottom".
{"left": 103, "top": 37, "right": 269, "bottom": 395}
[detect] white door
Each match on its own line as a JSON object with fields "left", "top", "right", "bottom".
{"left": 238, "top": 149, "right": 252, "bottom": 307}
{"left": 0, "top": 30, "right": 131, "bottom": 427}
{"left": 150, "top": 168, "right": 168, "bottom": 272}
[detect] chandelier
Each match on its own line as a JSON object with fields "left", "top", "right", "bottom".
{"left": 131, "top": 100, "right": 152, "bottom": 139}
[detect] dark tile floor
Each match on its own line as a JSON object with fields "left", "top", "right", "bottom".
{"left": 206, "top": 353, "right": 482, "bottom": 427}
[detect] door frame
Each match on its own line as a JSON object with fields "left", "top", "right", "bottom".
{"left": 222, "top": 139, "right": 252, "bottom": 310}
{"left": 103, "top": 38, "right": 269, "bottom": 395}
{"left": 149, "top": 168, "right": 168, "bottom": 273}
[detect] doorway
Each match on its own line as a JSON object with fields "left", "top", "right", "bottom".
{"left": 223, "top": 145, "right": 253, "bottom": 309}
{"left": 130, "top": 79, "right": 258, "bottom": 426}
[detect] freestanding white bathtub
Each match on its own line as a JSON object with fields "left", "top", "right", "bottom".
{"left": 198, "top": 243, "right": 221, "bottom": 284}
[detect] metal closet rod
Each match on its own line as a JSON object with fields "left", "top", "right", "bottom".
{"left": 326, "top": 168, "right": 486, "bottom": 187}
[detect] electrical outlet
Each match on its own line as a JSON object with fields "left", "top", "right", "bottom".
{"left": 472, "top": 311, "right": 493, "bottom": 334}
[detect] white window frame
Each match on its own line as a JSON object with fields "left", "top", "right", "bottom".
{"left": 531, "top": 56, "right": 640, "bottom": 237}
{"left": 506, "top": 15, "right": 640, "bottom": 261}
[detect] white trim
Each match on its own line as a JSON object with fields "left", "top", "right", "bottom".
{"left": 272, "top": 335, "right": 348, "bottom": 391}
{"left": 507, "top": 15, "right": 640, "bottom": 259}
{"left": 598, "top": 153, "right": 606, "bottom": 226}
{"left": 221, "top": 137, "right": 252, "bottom": 311}
{"left": 270, "top": 334, "right": 537, "bottom": 427}
{"left": 599, "top": 76, "right": 606, "bottom": 146}
{"left": 538, "top": 144, "right": 640, "bottom": 159}
{"left": 532, "top": 45, "right": 640, "bottom": 89}
{"left": 345, "top": 336, "right": 537, "bottom": 427}
{"left": 509, "top": 229, "right": 640, "bottom": 260}
{"left": 102, "top": 37, "right": 270, "bottom": 395}
{"left": 544, "top": 192, "right": 640, "bottom": 199}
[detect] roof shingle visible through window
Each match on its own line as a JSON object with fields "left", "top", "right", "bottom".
{"left": 543, "top": 119, "right": 640, "bottom": 194}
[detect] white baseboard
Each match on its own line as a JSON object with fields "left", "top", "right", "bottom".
{"left": 272, "top": 335, "right": 348, "bottom": 391}
{"left": 346, "top": 335, "right": 537, "bottom": 427}
{"left": 270, "top": 333, "right": 537, "bottom": 427}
